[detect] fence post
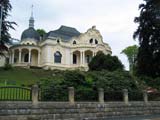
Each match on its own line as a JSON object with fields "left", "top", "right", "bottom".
{"left": 143, "top": 90, "right": 148, "bottom": 104}
{"left": 68, "top": 87, "right": 75, "bottom": 104}
{"left": 123, "top": 89, "right": 128, "bottom": 105}
{"left": 32, "top": 84, "right": 39, "bottom": 104}
{"left": 98, "top": 88, "right": 104, "bottom": 103}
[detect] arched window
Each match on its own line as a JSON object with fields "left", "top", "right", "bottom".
{"left": 54, "top": 51, "right": 62, "bottom": 63}
{"left": 73, "top": 54, "right": 77, "bottom": 64}
{"left": 73, "top": 41, "right": 76, "bottom": 44}
{"left": 86, "top": 55, "right": 90, "bottom": 63}
{"left": 95, "top": 39, "right": 98, "bottom": 44}
{"left": 89, "top": 39, "right": 93, "bottom": 43}
{"left": 24, "top": 53, "right": 29, "bottom": 62}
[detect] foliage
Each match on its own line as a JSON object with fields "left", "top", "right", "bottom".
{"left": 89, "top": 53, "right": 124, "bottom": 71}
{"left": 63, "top": 71, "right": 87, "bottom": 88}
{"left": 3, "top": 63, "right": 12, "bottom": 70}
{"left": 134, "top": 0, "right": 160, "bottom": 77}
{"left": 36, "top": 29, "right": 46, "bottom": 39}
{"left": 39, "top": 70, "right": 139, "bottom": 101}
{"left": 0, "top": 0, "right": 15, "bottom": 57}
{"left": 88, "top": 70, "right": 138, "bottom": 92}
{"left": 0, "top": 0, "right": 16, "bottom": 51}
{"left": 139, "top": 76, "right": 160, "bottom": 91}
{"left": 121, "top": 45, "right": 138, "bottom": 75}
{"left": 39, "top": 70, "right": 95, "bottom": 101}
{"left": 0, "top": 68, "right": 144, "bottom": 101}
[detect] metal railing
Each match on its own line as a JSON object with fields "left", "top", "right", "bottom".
{"left": 0, "top": 86, "right": 31, "bottom": 101}
{"left": 38, "top": 87, "right": 68, "bottom": 101}
{"left": 104, "top": 91, "right": 123, "bottom": 101}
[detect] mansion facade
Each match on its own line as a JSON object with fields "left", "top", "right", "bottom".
{"left": 0, "top": 14, "right": 112, "bottom": 71}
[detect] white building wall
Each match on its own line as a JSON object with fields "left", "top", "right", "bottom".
{"left": 0, "top": 56, "right": 6, "bottom": 67}
{"left": 64, "top": 48, "right": 71, "bottom": 65}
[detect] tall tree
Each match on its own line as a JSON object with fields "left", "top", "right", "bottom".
{"left": 36, "top": 29, "right": 46, "bottom": 39}
{"left": 121, "top": 45, "right": 138, "bottom": 75}
{"left": 0, "top": 0, "right": 16, "bottom": 55}
{"left": 134, "top": 0, "right": 160, "bottom": 77}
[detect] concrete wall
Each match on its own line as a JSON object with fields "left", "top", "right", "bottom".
{"left": 0, "top": 101, "right": 160, "bottom": 120}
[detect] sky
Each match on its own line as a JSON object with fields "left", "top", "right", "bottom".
{"left": 9, "top": 0, "right": 142, "bottom": 70}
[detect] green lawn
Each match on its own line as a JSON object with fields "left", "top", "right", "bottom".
{"left": 0, "top": 67, "right": 53, "bottom": 86}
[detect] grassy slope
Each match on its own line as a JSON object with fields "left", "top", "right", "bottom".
{"left": 0, "top": 67, "right": 53, "bottom": 86}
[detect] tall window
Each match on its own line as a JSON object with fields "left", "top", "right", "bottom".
{"left": 73, "top": 54, "right": 77, "bottom": 64}
{"left": 24, "top": 53, "right": 29, "bottom": 62}
{"left": 95, "top": 39, "right": 98, "bottom": 44}
{"left": 54, "top": 51, "right": 62, "bottom": 63}
{"left": 86, "top": 55, "right": 90, "bottom": 63}
{"left": 90, "top": 39, "right": 93, "bottom": 43}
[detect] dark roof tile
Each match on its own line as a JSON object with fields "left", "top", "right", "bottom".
{"left": 46, "top": 26, "right": 81, "bottom": 41}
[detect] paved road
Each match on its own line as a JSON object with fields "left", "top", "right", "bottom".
{"left": 106, "top": 115, "right": 160, "bottom": 120}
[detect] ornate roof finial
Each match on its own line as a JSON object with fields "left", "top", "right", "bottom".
{"left": 29, "top": 4, "right": 34, "bottom": 28}
{"left": 31, "top": 5, "right": 34, "bottom": 18}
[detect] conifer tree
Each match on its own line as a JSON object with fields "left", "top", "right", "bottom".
{"left": 134, "top": 0, "right": 160, "bottom": 77}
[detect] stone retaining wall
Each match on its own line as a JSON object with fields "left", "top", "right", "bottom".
{"left": 0, "top": 101, "right": 160, "bottom": 120}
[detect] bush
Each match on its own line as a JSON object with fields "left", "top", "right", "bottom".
{"left": 63, "top": 70, "right": 87, "bottom": 88}
{"left": 39, "top": 70, "right": 92, "bottom": 101}
{"left": 88, "top": 70, "right": 138, "bottom": 92}
{"left": 3, "top": 63, "right": 12, "bottom": 70}
{"left": 89, "top": 53, "right": 124, "bottom": 71}
{"left": 39, "top": 70, "right": 140, "bottom": 101}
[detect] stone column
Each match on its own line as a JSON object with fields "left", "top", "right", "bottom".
{"left": 143, "top": 90, "right": 148, "bottom": 104}
{"left": 38, "top": 51, "right": 41, "bottom": 66}
{"left": 18, "top": 49, "right": 22, "bottom": 63}
{"left": 12, "top": 50, "right": 15, "bottom": 64}
{"left": 32, "top": 84, "right": 39, "bottom": 105}
{"left": 68, "top": 87, "right": 75, "bottom": 104}
{"left": 9, "top": 52, "right": 12, "bottom": 64}
{"left": 82, "top": 51, "right": 85, "bottom": 64}
{"left": 93, "top": 52, "right": 95, "bottom": 57}
{"left": 123, "top": 89, "right": 128, "bottom": 105}
{"left": 98, "top": 88, "right": 104, "bottom": 103}
{"left": 80, "top": 52, "right": 83, "bottom": 65}
{"left": 28, "top": 49, "right": 31, "bottom": 64}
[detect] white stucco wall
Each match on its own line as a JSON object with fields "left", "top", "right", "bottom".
{"left": 0, "top": 56, "right": 6, "bottom": 67}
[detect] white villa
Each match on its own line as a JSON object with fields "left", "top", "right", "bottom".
{"left": 0, "top": 13, "right": 111, "bottom": 71}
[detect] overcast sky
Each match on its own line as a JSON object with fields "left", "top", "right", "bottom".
{"left": 9, "top": 0, "right": 142, "bottom": 70}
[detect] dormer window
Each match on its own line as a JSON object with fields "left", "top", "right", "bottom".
{"left": 90, "top": 39, "right": 93, "bottom": 43}
{"left": 57, "top": 39, "right": 60, "bottom": 43}
{"left": 73, "top": 41, "right": 76, "bottom": 44}
{"left": 95, "top": 39, "right": 98, "bottom": 44}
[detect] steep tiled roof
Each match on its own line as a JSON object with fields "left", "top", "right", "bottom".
{"left": 21, "top": 27, "right": 40, "bottom": 41}
{"left": 45, "top": 25, "right": 81, "bottom": 41}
